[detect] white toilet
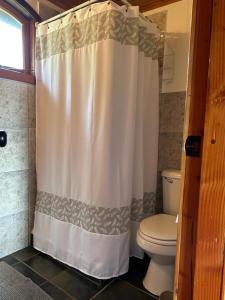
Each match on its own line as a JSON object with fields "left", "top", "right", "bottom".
{"left": 136, "top": 169, "right": 181, "bottom": 296}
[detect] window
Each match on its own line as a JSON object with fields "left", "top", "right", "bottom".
{"left": 0, "top": 1, "right": 36, "bottom": 83}
{"left": 0, "top": 9, "right": 23, "bottom": 69}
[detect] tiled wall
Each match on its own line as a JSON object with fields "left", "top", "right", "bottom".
{"left": 0, "top": 78, "right": 36, "bottom": 258}
{"left": 156, "top": 92, "right": 186, "bottom": 212}
{"left": 148, "top": 11, "right": 186, "bottom": 212}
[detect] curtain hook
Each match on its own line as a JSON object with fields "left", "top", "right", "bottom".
{"left": 126, "top": 5, "right": 128, "bottom": 12}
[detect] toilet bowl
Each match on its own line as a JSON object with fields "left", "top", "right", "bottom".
{"left": 137, "top": 213, "right": 177, "bottom": 296}
{"left": 136, "top": 169, "right": 181, "bottom": 296}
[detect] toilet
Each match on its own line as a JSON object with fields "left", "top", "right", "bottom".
{"left": 136, "top": 169, "right": 181, "bottom": 296}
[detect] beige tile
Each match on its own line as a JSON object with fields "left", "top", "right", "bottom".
{"left": 159, "top": 92, "right": 186, "bottom": 133}
{"left": 158, "top": 132, "right": 183, "bottom": 171}
{"left": 28, "top": 85, "right": 36, "bottom": 128}
{"left": 28, "top": 128, "right": 36, "bottom": 170}
{"left": 0, "top": 79, "right": 29, "bottom": 128}
{"left": 0, "top": 129, "right": 28, "bottom": 173}
{"left": 0, "top": 171, "right": 29, "bottom": 218}
{"left": 29, "top": 169, "right": 37, "bottom": 209}
{"left": 0, "top": 211, "right": 29, "bottom": 258}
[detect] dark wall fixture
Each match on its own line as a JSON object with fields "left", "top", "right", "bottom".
{"left": 0, "top": 131, "right": 7, "bottom": 148}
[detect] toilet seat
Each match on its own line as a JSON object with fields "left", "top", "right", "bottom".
{"left": 139, "top": 214, "right": 177, "bottom": 246}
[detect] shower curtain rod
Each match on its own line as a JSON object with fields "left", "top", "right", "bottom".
{"left": 39, "top": 0, "right": 131, "bottom": 26}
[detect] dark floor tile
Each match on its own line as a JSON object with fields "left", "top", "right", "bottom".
{"left": 93, "top": 279, "right": 156, "bottom": 300}
{"left": 41, "top": 281, "right": 74, "bottom": 300}
{"left": 67, "top": 265, "right": 113, "bottom": 288}
{"left": 13, "top": 262, "right": 46, "bottom": 286}
{"left": 13, "top": 246, "right": 39, "bottom": 261}
{"left": 0, "top": 255, "right": 19, "bottom": 266}
{"left": 121, "top": 256, "right": 149, "bottom": 290}
{"left": 24, "top": 253, "right": 66, "bottom": 280}
{"left": 52, "top": 269, "right": 101, "bottom": 300}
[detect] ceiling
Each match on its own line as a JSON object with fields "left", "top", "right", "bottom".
{"left": 48, "top": 0, "right": 180, "bottom": 12}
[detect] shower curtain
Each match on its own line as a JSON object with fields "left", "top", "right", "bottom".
{"left": 33, "top": 1, "right": 159, "bottom": 279}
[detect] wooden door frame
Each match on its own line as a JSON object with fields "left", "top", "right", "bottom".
{"left": 175, "top": 0, "right": 225, "bottom": 298}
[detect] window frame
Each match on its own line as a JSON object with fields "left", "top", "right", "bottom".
{"left": 0, "top": 0, "right": 35, "bottom": 84}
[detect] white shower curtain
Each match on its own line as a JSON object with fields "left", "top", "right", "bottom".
{"left": 33, "top": 1, "right": 159, "bottom": 279}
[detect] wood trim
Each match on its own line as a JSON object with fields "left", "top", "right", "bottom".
{"left": 192, "top": 0, "right": 225, "bottom": 297}
{"left": 174, "top": 0, "right": 213, "bottom": 299}
{"left": 46, "top": 0, "right": 182, "bottom": 12}
{"left": 0, "top": 0, "right": 35, "bottom": 84}
{"left": 139, "top": 0, "right": 181, "bottom": 12}
{"left": 0, "top": 0, "right": 27, "bottom": 22}
{"left": 9, "top": 0, "right": 41, "bottom": 21}
{"left": 0, "top": 68, "right": 35, "bottom": 84}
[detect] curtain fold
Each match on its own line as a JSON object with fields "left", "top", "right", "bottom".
{"left": 33, "top": 1, "right": 159, "bottom": 278}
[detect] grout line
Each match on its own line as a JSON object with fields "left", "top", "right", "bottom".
{"left": 12, "top": 251, "right": 40, "bottom": 263}
{"left": 66, "top": 265, "right": 105, "bottom": 287}
{"left": 21, "top": 260, "right": 77, "bottom": 300}
{"left": 11, "top": 261, "right": 23, "bottom": 267}
{"left": 89, "top": 278, "right": 117, "bottom": 300}
{"left": 120, "top": 279, "right": 159, "bottom": 299}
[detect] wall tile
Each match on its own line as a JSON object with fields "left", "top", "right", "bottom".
{"left": 158, "top": 132, "right": 183, "bottom": 172}
{"left": 29, "top": 207, "right": 35, "bottom": 242}
{"left": 156, "top": 171, "right": 163, "bottom": 213}
{"left": 159, "top": 92, "right": 186, "bottom": 133}
{"left": 28, "top": 128, "right": 36, "bottom": 170}
{"left": 28, "top": 85, "right": 36, "bottom": 128}
{"left": 0, "top": 79, "right": 28, "bottom": 129}
{"left": 0, "top": 171, "right": 29, "bottom": 218}
{"left": 28, "top": 169, "right": 37, "bottom": 240}
{"left": 29, "top": 170, "right": 37, "bottom": 209}
{"left": 0, "top": 210, "right": 29, "bottom": 258}
{"left": 0, "top": 78, "right": 36, "bottom": 257}
{"left": 0, "top": 129, "right": 28, "bottom": 173}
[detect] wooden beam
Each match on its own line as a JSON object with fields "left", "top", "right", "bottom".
{"left": 46, "top": 0, "right": 182, "bottom": 12}
{"left": 139, "top": 0, "right": 181, "bottom": 12}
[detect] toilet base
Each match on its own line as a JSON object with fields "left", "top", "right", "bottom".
{"left": 143, "top": 258, "right": 175, "bottom": 296}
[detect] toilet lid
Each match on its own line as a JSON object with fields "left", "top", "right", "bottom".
{"left": 140, "top": 214, "right": 177, "bottom": 241}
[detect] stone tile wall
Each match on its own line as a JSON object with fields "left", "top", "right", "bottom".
{"left": 0, "top": 78, "right": 36, "bottom": 258}
{"left": 156, "top": 91, "right": 186, "bottom": 212}
{"left": 148, "top": 11, "right": 186, "bottom": 212}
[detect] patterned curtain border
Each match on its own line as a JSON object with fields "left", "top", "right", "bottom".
{"left": 36, "top": 9, "right": 160, "bottom": 61}
{"left": 35, "top": 191, "right": 156, "bottom": 235}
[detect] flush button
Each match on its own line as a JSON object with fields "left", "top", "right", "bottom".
{"left": 0, "top": 131, "right": 7, "bottom": 147}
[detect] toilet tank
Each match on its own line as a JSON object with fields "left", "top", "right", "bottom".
{"left": 162, "top": 169, "right": 181, "bottom": 215}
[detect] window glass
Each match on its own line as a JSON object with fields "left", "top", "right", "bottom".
{"left": 0, "top": 8, "right": 23, "bottom": 69}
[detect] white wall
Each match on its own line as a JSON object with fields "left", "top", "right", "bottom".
{"left": 25, "top": 0, "right": 63, "bottom": 20}
{"left": 145, "top": 0, "right": 193, "bottom": 93}
{"left": 25, "top": 0, "right": 38, "bottom": 12}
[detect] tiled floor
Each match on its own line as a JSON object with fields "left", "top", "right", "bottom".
{"left": 0, "top": 247, "right": 158, "bottom": 300}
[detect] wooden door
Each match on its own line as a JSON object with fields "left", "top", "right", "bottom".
{"left": 193, "top": 0, "right": 225, "bottom": 297}
{"left": 175, "top": 0, "right": 225, "bottom": 299}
